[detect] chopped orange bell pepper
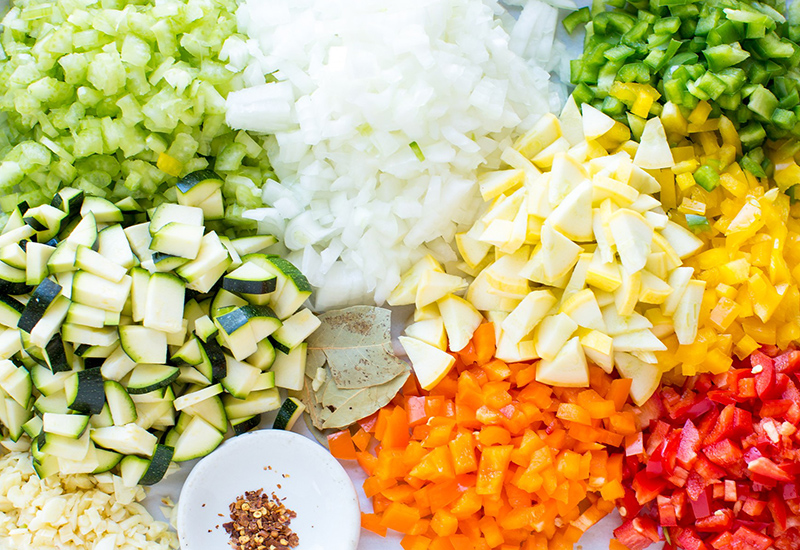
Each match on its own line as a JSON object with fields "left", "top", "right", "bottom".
{"left": 328, "top": 430, "right": 357, "bottom": 460}
{"left": 352, "top": 340, "right": 639, "bottom": 548}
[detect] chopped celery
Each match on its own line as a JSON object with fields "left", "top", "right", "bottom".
{"left": 0, "top": 0, "right": 266, "bottom": 232}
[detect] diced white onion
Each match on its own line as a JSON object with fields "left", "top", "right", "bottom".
{"left": 228, "top": 0, "right": 567, "bottom": 308}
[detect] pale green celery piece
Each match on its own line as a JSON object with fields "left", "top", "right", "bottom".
{"left": 116, "top": 95, "right": 145, "bottom": 125}
{"left": 72, "top": 126, "right": 104, "bottom": 158}
{"left": 235, "top": 131, "right": 263, "bottom": 159}
{"left": 146, "top": 134, "right": 168, "bottom": 155}
{"left": 166, "top": 133, "right": 199, "bottom": 164}
{"left": 17, "top": 142, "right": 51, "bottom": 173}
{"left": 58, "top": 53, "right": 88, "bottom": 85}
{"left": 183, "top": 157, "right": 209, "bottom": 174}
{"left": 121, "top": 35, "right": 151, "bottom": 67}
{"left": 76, "top": 86, "right": 103, "bottom": 107}
{"left": 87, "top": 52, "right": 126, "bottom": 96}
{"left": 216, "top": 142, "right": 248, "bottom": 172}
{"left": 0, "top": 162, "right": 24, "bottom": 189}
{"left": 40, "top": 136, "right": 74, "bottom": 163}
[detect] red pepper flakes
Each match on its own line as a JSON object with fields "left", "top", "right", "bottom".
{"left": 223, "top": 489, "right": 299, "bottom": 550}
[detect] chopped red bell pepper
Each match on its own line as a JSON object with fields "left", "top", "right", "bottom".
{"left": 775, "top": 351, "right": 800, "bottom": 373}
{"left": 675, "top": 527, "right": 709, "bottom": 550}
{"left": 731, "top": 526, "right": 772, "bottom": 550}
{"left": 613, "top": 517, "right": 661, "bottom": 550}
{"left": 696, "top": 509, "right": 733, "bottom": 532}
{"left": 703, "top": 439, "right": 743, "bottom": 468}
{"left": 676, "top": 420, "right": 702, "bottom": 469}
{"left": 747, "top": 457, "right": 792, "bottom": 482}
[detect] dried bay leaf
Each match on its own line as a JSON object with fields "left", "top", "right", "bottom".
{"left": 322, "top": 370, "right": 410, "bottom": 430}
{"left": 298, "top": 377, "right": 330, "bottom": 430}
{"left": 308, "top": 305, "right": 408, "bottom": 389}
{"left": 305, "top": 348, "right": 326, "bottom": 378}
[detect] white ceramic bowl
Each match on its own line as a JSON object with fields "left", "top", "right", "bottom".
{"left": 177, "top": 429, "right": 361, "bottom": 550}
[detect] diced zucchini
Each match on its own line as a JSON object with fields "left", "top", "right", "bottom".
{"left": 104, "top": 380, "right": 138, "bottom": 425}
{"left": 270, "top": 308, "right": 320, "bottom": 354}
{"left": 139, "top": 443, "right": 174, "bottom": 486}
{"left": 183, "top": 394, "right": 227, "bottom": 433}
{"left": 271, "top": 343, "right": 307, "bottom": 391}
{"left": 220, "top": 356, "right": 260, "bottom": 400}
{"left": 119, "top": 325, "right": 167, "bottom": 364}
{"left": 273, "top": 397, "right": 305, "bottom": 431}
{"left": 174, "top": 383, "right": 222, "bottom": 411}
{"left": 231, "top": 414, "right": 261, "bottom": 435}
{"left": 143, "top": 272, "right": 184, "bottom": 333}
{"left": 223, "top": 388, "right": 281, "bottom": 420}
{"left": 42, "top": 412, "right": 89, "bottom": 439}
{"left": 65, "top": 368, "right": 105, "bottom": 415}
{"left": 90, "top": 423, "right": 158, "bottom": 457}
{"left": 172, "top": 415, "right": 224, "bottom": 461}
{"left": 126, "top": 364, "right": 180, "bottom": 395}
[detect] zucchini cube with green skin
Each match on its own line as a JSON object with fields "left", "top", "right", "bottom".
{"left": 172, "top": 415, "right": 224, "bottom": 462}
{"left": 24, "top": 204, "right": 68, "bottom": 242}
{"left": 93, "top": 448, "right": 123, "bottom": 474}
{"left": 270, "top": 308, "right": 321, "bottom": 354}
{"left": 72, "top": 272, "right": 132, "bottom": 313}
{"left": 1, "top": 243, "right": 27, "bottom": 270}
{"left": 197, "top": 337, "right": 227, "bottom": 382}
{"left": 104, "top": 380, "right": 138, "bottom": 426}
{"left": 176, "top": 232, "right": 231, "bottom": 293}
{"left": 127, "top": 363, "right": 180, "bottom": 394}
{"left": 64, "top": 212, "right": 98, "bottom": 248}
{"left": 232, "top": 414, "right": 261, "bottom": 435}
{"left": 120, "top": 454, "right": 150, "bottom": 488}
{"left": 90, "top": 423, "right": 158, "bottom": 457}
{"left": 0, "top": 363, "right": 32, "bottom": 408}
{"left": 150, "top": 203, "right": 204, "bottom": 233}
{"left": 230, "top": 235, "right": 277, "bottom": 256}
{"left": 81, "top": 196, "right": 123, "bottom": 224}
{"left": 173, "top": 383, "right": 223, "bottom": 411}
{"left": 243, "top": 254, "right": 312, "bottom": 319}
{"left": 39, "top": 430, "right": 92, "bottom": 461}
{"left": 42, "top": 412, "right": 90, "bottom": 439}
{"left": 5, "top": 397, "right": 33, "bottom": 442}
{"left": 247, "top": 338, "right": 276, "bottom": 370}
{"left": 31, "top": 363, "right": 72, "bottom": 396}
{"left": 271, "top": 343, "right": 307, "bottom": 391}
{"left": 222, "top": 261, "right": 277, "bottom": 295}
{"left": 75, "top": 245, "right": 128, "bottom": 283}
{"left": 183, "top": 395, "right": 227, "bottom": 433}
{"left": 196, "top": 190, "right": 225, "bottom": 220}
{"left": 51, "top": 187, "right": 84, "bottom": 216}
{"left": 30, "top": 295, "right": 71, "bottom": 348}
{"left": 65, "top": 368, "right": 105, "bottom": 416}
{"left": 124, "top": 223, "right": 153, "bottom": 263}
{"left": 97, "top": 224, "right": 136, "bottom": 270}
{"left": 119, "top": 325, "right": 167, "bottom": 364}
{"left": 43, "top": 333, "right": 70, "bottom": 373}
{"left": 176, "top": 170, "right": 223, "bottom": 206}
{"left": 221, "top": 356, "right": 260, "bottom": 400}
{"left": 138, "top": 444, "right": 175, "bottom": 486}
{"left": 143, "top": 272, "right": 185, "bottom": 334}
{"left": 273, "top": 397, "right": 305, "bottom": 431}
{"left": 0, "top": 294, "right": 24, "bottom": 329}
{"left": 150, "top": 222, "right": 204, "bottom": 260}
{"left": 26, "top": 242, "right": 55, "bottom": 286}
{"left": 100, "top": 345, "right": 137, "bottom": 382}
{"left": 18, "top": 278, "right": 62, "bottom": 334}
{"left": 223, "top": 388, "right": 281, "bottom": 420}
